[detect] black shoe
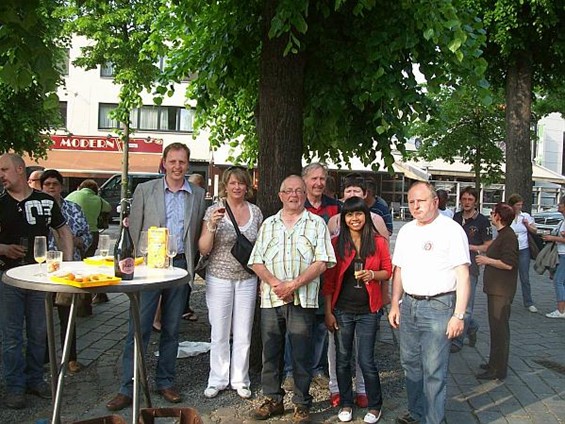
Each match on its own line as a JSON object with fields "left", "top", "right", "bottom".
{"left": 476, "top": 370, "right": 505, "bottom": 380}
{"left": 396, "top": 412, "right": 419, "bottom": 424}
{"left": 479, "top": 363, "right": 491, "bottom": 370}
{"left": 468, "top": 329, "right": 478, "bottom": 347}
{"left": 4, "top": 393, "right": 26, "bottom": 409}
{"left": 450, "top": 344, "right": 462, "bottom": 353}
{"left": 26, "top": 381, "right": 51, "bottom": 399}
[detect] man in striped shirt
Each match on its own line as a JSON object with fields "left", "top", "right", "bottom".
{"left": 249, "top": 175, "right": 336, "bottom": 424}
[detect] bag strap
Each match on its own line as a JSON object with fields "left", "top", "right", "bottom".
{"left": 224, "top": 201, "right": 242, "bottom": 237}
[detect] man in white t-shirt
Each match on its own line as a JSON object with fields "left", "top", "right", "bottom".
{"left": 388, "top": 182, "right": 470, "bottom": 424}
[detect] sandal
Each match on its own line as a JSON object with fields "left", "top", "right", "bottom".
{"left": 182, "top": 311, "right": 198, "bottom": 321}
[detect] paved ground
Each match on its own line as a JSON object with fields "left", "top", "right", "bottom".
{"left": 1, "top": 221, "right": 564, "bottom": 423}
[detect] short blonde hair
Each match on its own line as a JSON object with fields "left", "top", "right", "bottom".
{"left": 219, "top": 166, "right": 253, "bottom": 200}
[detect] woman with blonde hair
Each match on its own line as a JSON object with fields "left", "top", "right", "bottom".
{"left": 199, "top": 166, "right": 263, "bottom": 399}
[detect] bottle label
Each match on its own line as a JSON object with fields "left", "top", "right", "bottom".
{"left": 119, "top": 257, "right": 135, "bottom": 274}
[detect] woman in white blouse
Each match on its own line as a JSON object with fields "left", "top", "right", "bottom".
{"left": 507, "top": 194, "right": 538, "bottom": 312}
{"left": 198, "top": 166, "right": 263, "bottom": 399}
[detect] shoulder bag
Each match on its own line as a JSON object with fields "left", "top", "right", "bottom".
{"left": 527, "top": 231, "right": 544, "bottom": 260}
{"left": 225, "top": 202, "right": 255, "bottom": 275}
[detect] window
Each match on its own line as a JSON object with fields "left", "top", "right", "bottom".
{"left": 98, "top": 103, "right": 194, "bottom": 132}
{"left": 59, "top": 101, "right": 68, "bottom": 128}
{"left": 101, "top": 62, "right": 115, "bottom": 78}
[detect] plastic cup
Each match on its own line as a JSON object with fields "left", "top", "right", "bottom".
{"left": 46, "top": 250, "right": 63, "bottom": 273}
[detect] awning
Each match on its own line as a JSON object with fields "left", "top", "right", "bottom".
{"left": 392, "top": 161, "right": 430, "bottom": 181}
{"left": 24, "top": 150, "right": 162, "bottom": 177}
{"left": 532, "top": 163, "right": 565, "bottom": 184}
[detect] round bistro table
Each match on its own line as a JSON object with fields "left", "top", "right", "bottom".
{"left": 2, "top": 262, "right": 188, "bottom": 424}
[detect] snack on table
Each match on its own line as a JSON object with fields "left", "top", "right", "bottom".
{"left": 50, "top": 272, "right": 121, "bottom": 288}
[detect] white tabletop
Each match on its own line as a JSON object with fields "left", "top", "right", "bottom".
{"left": 2, "top": 262, "right": 188, "bottom": 294}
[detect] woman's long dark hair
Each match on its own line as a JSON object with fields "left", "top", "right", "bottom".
{"left": 336, "top": 196, "right": 376, "bottom": 260}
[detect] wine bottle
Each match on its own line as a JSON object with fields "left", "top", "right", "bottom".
{"left": 114, "top": 199, "right": 136, "bottom": 280}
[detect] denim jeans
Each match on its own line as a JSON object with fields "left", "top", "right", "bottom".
{"left": 518, "top": 248, "right": 534, "bottom": 307}
{"left": 260, "top": 304, "right": 315, "bottom": 407}
{"left": 554, "top": 254, "right": 565, "bottom": 303}
{"left": 333, "top": 309, "right": 383, "bottom": 409}
{"left": 452, "top": 274, "right": 479, "bottom": 349}
{"left": 119, "top": 256, "right": 188, "bottom": 397}
{"left": 399, "top": 292, "right": 454, "bottom": 424}
{"left": 0, "top": 276, "right": 47, "bottom": 394}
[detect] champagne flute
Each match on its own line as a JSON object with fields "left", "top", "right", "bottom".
{"left": 99, "top": 234, "right": 110, "bottom": 259}
{"left": 138, "top": 231, "right": 148, "bottom": 264}
{"left": 34, "top": 236, "right": 47, "bottom": 276}
{"left": 353, "top": 258, "right": 364, "bottom": 289}
{"left": 166, "top": 234, "right": 178, "bottom": 270}
{"left": 19, "top": 237, "right": 28, "bottom": 265}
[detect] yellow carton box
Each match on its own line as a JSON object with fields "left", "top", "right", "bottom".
{"left": 147, "top": 227, "right": 168, "bottom": 268}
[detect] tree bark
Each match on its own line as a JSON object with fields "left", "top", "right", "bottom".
{"left": 249, "top": 0, "right": 307, "bottom": 374}
{"left": 504, "top": 51, "right": 533, "bottom": 212}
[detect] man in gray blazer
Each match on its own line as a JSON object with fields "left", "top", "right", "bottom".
{"left": 107, "top": 142, "right": 206, "bottom": 410}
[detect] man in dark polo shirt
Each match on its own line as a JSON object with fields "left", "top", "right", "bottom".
{"left": 451, "top": 186, "right": 492, "bottom": 353}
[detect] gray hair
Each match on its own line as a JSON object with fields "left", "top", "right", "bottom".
{"left": 301, "top": 162, "right": 328, "bottom": 178}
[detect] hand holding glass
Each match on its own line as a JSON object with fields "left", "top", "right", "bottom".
{"left": 34, "top": 236, "right": 47, "bottom": 276}
{"left": 19, "top": 237, "right": 28, "bottom": 265}
{"left": 353, "top": 259, "right": 364, "bottom": 289}
{"left": 166, "top": 235, "right": 178, "bottom": 270}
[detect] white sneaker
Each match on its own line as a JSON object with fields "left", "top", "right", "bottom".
{"left": 338, "top": 407, "right": 353, "bottom": 422}
{"left": 204, "top": 386, "right": 219, "bottom": 398}
{"left": 545, "top": 309, "right": 565, "bottom": 318}
{"left": 236, "top": 386, "right": 252, "bottom": 399}
{"left": 364, "top": 409, "right": 382, "bottom": 423}
{"left": 527, "top": 305, "right": 538, "bottom": 313}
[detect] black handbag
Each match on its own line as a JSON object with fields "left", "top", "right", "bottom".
{"left": 225, "top": 202, "right": 255, "bottom": 275}
{"left": 194, "top": 254, "right": 209, "bottom": 279}
{"left": 528, "top": 232, "right": 544, "bottom": 260}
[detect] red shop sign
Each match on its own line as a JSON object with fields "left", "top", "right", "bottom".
{"left": 50, "top": 135, "right": 163, "bottom": 154}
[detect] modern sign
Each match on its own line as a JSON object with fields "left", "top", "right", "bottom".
{"left": 50, "top": 135, "right": 163, "bottom": 154}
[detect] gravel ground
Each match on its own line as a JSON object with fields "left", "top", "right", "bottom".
{"left": 1, "top": 278, "right": 405, "bottom": 423}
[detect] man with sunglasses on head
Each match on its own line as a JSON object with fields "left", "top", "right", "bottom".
{"left": 249, "top": 175, "right": 335, "bottom": 424}
{"left": 0, "top": 154, "right": 73, "bottom": 410}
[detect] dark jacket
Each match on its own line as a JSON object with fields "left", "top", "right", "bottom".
{"left": 483, "top": 226, "right": 519, "bottom": 299}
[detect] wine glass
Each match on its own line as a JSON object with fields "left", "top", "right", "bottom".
{"left": 138, "top": 231, "right": 148, "bottom": 264}
{"left": 19, "top": 237, "right": 28, "bottom": 265}
{"left": 353, "top": 258, "right": 364, "bottom": 289}
{"left": 99, "top": 234, "right": 110, "bottom": 259}
{"left": 166, "top": 234, "right": 178, "bottom": 270}
{"left": 34, "top": 236, "right": 47, "bottom": 276}
{"left": 215, "top": 197, "right": 226, "bottom": 214}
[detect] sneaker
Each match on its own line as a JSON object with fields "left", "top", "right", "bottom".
{"left": 338, "top": 407, "right": 353, "bottom": 422}
{"left": 26, "top": 381, "right": 51, "bottom": 399}
{"left": 4, "top": 393, "right": 26, "bottom": 409}
{"left": 396, "top": 412, "right": 419, "bottom": 424}
{"left": 236, "top": 386, "right": 252, "bottom": 399}
{"left": 364, "top": 409, "right": 382, "bottom": 423}
{"left": 251, "top": 398, "right": 284, "bottom": 420}
{"left": 527, "top": 305, "right": 538, "bottom": 313}
{"left": 204, "top": 386, "right": 219, "bottom": 398}
{"left": 282, "top": 375, "right": 294, "bottom": 391}
{"left": 545, "top": 309, "right": 565, "bottom": 318}
{"left": 330, "top": 392, "right": 341, "bottom": 407}
{"left": 355, "top": 393, "right": 368, "bottom": 408}
{"left": 312, "top": 373, "right": 329, "bottom": 388}
{"left": 293, "top": 406, "right": 311, "bottom": 424}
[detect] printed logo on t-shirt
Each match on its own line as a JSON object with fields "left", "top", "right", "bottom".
{"left": 423, "top": 241, "right": 433, "bottom": 251}
{"left": 21, "top": 199, "right": 54, "bottom": 225}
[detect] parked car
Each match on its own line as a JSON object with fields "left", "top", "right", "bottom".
{"left": 99, "top": 173, "right": 162, "bottom": 221}
{"left": 533, "top": 210, "right": 563, "bottom": 235}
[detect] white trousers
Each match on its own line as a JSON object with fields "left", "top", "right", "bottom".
{"left": 205, "top": 274, "right": 257, "bottom": 389}
{"left": 328, "top": 331, "right": 365, "bottom": 394}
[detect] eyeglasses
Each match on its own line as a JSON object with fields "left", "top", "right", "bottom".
{"left": 280, "top": 188, "right": 305, "bottom": 195}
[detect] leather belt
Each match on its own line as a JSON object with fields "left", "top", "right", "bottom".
{"left": 405, "top": 291, "right": 455, "bottom": 301}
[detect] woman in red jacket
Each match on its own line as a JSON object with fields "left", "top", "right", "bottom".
{"left": 324, "top": 196, "right": 392, "bottom": 423}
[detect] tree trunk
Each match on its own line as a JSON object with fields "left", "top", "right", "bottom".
{"left": 249, "top": 0, "right": 307, "bottom": 374}
{"left": 504, "top": 51, "right": 533, "bottom": 213}
{"left": 120, "top": 121, "right": 131, "bottom": 219}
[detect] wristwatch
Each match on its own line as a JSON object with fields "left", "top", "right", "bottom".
{"left": 453, "top": 312, "right": 465, "bottom": 320}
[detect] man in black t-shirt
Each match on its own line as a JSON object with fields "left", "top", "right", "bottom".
{"left": 451, "top": 186, "right": 492, "bottom": 353}
{"left": 0, "top": 153, "right": 73, "bottom": 409}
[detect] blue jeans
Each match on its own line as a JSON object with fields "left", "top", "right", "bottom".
{"left": 400, "top": 292, "right": 454, "bottom": 424}
{"left": 554, "top": 255, "right": 565, "bottom": 303}
{"left": 452, "top": 274, "right": 479, "bottom": 349}
{"left": 119, "top": 256, "right": 188, "bottom": 397}
{"left": 283, "top": 314, "right": 328, "bottom": 378}
{"left": 260, "top": 304, "right": 314, "bottom": 407}
{"left": 334, "top": 309, "right": 383, "bottom": 409}
{"left": 0, "top": 276, "right": 47, "bottom": 394}
{"left": 518, "top": 248, "right": 534, "bottom": 307}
